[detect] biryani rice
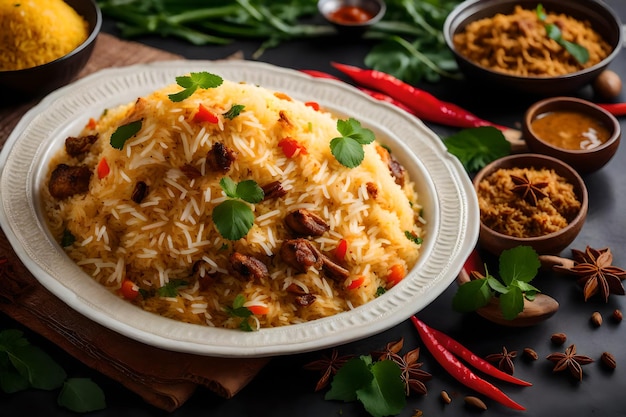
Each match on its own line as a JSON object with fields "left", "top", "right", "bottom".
{"left": 42, "top": 76, "right": 425, "bottom": 329}
{"left": 0, "top": 0, "right": 89, "bottom": 71}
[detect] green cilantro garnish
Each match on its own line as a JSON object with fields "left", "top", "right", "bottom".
{"left": 212, "top": 178, "right": 264, "bottom": 240}
{"left": 375, "top": 286, "right": 386, "bottom": 297}
{"left": 60, "top": 229, "right": 75, "bottom": 247}
{"left": 110, "top": 119, "right": 142, "bottom": 150}
{"left": 404, "top": 230, "right": 423, "bottom": 245}
{"left": 325, "top": 355, "right": 406, "bottom": 417}
{"left": 452, "top": 246, "right": 542, "bottom": 320}
{"left": 0, "top": 329, "right": 105, "bottom": 412}
{"left": 156, "top": 279, "right": 188, "bottom": 297}
{"left": 442, "top": 126, "right": 511, "bottom": 173}
{"left": 168, "top": 72, "right": 223, "bottom": 102}
{"left": 330, "top": 118, "right": 376, "bottom": 168}
{"left": 223, "top": 104, "right": 245, "bottom": 120}
{"left": 536, "top": 5, "right": 589, "bottom": 64}
{"left": 225, "top": 294, "right": 254, "bottom": 331}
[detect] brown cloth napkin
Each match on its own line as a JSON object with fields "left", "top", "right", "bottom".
{"left": 0, "top": 33, "right": 269, "bottom": 412}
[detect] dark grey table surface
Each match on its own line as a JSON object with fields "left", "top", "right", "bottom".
{"left": 2, "top": 1, "right": 626, "bottom": 416}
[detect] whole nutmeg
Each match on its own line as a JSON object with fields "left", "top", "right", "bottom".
{"left": 593, "top": 70, "right": 622, "bottom": 100}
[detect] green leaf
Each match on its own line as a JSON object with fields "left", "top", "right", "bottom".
{"left": 7, "top": 345, "right": 66, "bottom": 390}
{"left": 443, "top": 126, "right": 510, "bottom": 173}
{"left": 330, "top": 136, "right": 365, "bottom": 168}
{"left": 0, "top": 366, "right": 30, "bottom": 393}
{"left": 499, "top": 285, "right": 524, "bottom": 320}
{"left": 212, "top": 199, "right": 254, "bottom": 240}
{"left": 325, "top": 356, "right": 373, "bottom": 402}
{"left": 452, "top": 278, "right": 493, "bottom": 312}
{"left": 499, "top": 246, "right": 540, "bottom": 284}
{"left": 358, "top": 360, "right": 406, "bottom": 417}
{"left": 219, "top": 177, "right": 238, "bottom": 198}
{"left": 236, "top": 180, "right": 264, "bottom": 204}
{"left": 224, "top": 104, "right": 245, "bottom": 119}
{"left": 330, "top": 118, "right": 376, "bottom": 168}
{"left": 57, "top": 378, "right": 106, "bottom": 413}
{"left": 110, "top": 119, "right": 142, "bottom": 150}
{"left": 538, "top": 7, "right": 589, "bottom": 64}
{"left": 168, "top": 71, "right": 223, "bottom": 102}
{"left": 156, "top": 279, "right": 188, "bottom": 297}
{"left": 60, "top": 229, "right": 75, "bottom": 247}
{"left": 0, "top": 329, "right": 28, "bottom": 351}
{"left": 486, "top": 276, "right": 509, "bottom": 295}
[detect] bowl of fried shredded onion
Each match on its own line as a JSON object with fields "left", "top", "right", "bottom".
{"left": 443, "top": 0, "right": 623, "bottom": 96}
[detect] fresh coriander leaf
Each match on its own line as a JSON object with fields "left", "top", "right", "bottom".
{"left": 487, "top": 276, "right": 509, "bottom": 295}
{"left": 212, "top": 199, "right": 255, "bottom": 240}
{"left": 157, "top": 279, "right": 188, "bottom": 297}
{"left": 236, "top": 180, "right": 264, "bottom": 204}
{"left": 330, "top": 136, "right": 365, "bottom": 168}
{"left": 7, "top": 344, "right": 66, "bottom": 390}
{"left": 404, "top": 230, "right": 423, "bottom": 245}
{"left": 57, "top": 378, "right": 106, "bottom": 413}
{"left": 358, "top": 359, "right": 406, "bottom": 417}
{"left": 225, "top": 295, "right": 254, "bottom": 332}
{"left": 0, "top": 367, "right": 29, "bottom": 393}
{"left": 442, "top": 126, "right": 510, "bottom": 173}
{"left": 513, "top": 280, "right": 541, "bottom": 295}
{"left": 325, "top": 356, "right": 374, "bottom": 402}
{"left": 224, "top": 104, "right": 245, "bottom": 119}
{"left": 499, "top": 246, "right": 541, "bottom": 284}
{"left": 375, "top": 286, "right": 386, "bottom": 297}
{"left": 110, "top": 119, "right": 142, "bottom": 150}
{"left": 60, "top": 229, "right": 75, "bottom": 247}
{"left": 452, "top": 278, "right": 493, "bottom": 312}
{"left": 219, "top": 177, "right": 238, "bottom": 198}
{"left": 330, "top": 118, "right": 376, "bottom": 168}
{"left": 168, "top": 72, "right": 223, "bottom": 102}
{"left": 499, "top": 285, "right": 524, "bottom": 320}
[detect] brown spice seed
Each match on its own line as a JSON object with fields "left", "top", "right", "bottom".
{"left": 612, "top": 309, "right": 623, "bottom": 323}
{"left": 551, "top": 332, "right": 567, "bottom": 345}
{"left": 412, "top": 410, "right": 423, "bottom": 417}
{"left": 601, "top": 352, "right": 617, "bottom": 369}
{"left": 441, "top": 390, "right": 452, "bottom": 404}
{"left": 591, "top": 311, "right": 603, "bottom": 327}
{"left": 523, "top": 347, "right": 539, "bottom": 361}
{"left": 465, "top": 395, "right": 488, "bottom": 410}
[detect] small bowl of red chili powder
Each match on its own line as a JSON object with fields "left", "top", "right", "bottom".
{"left": 318, "top": 0, "right": 386, "bottom": 35}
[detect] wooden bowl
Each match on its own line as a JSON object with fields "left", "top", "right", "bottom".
{"left": 473, "top": 154, "right": 588, "bottom": 256}
{"left": 522, "top": 97, "right": 621, "bottom": 175}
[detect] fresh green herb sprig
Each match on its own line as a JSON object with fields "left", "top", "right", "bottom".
{"left": 225, "top": 294, "right": 254, "bottom": 331}
{"left": 110, "top": 119, "right": 142, "bottom": 150}
{"left": 442, "top": 126, "right": 511, "bottom": 173}
{"left": 157, "top": 279, "right": 189, "bottom": 297}
{"left": 224, "top": 104, "right": 245, "bottom": 119}
{"left": 0, "top": 329, "right": 106, "bottom": 412}
{"left": 330, "top": 118, "right": 376, "bottom": 168}
{"left": 168, "top": 71, "right": 224, "bottom": 102}
{"left": 212, "top": 177, "right": 264, "bottom": 240}
{"left": 325, "top": 355, "right": 406, "bottom": 417}
{"left": 536, "top": 4, "right": 589, "bottom": 64}
{"left": 452, "top": 246, "right": 542, "bottom": 320}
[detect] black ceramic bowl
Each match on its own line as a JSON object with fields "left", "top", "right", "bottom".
{"left": 443, "top": 0, "right": 623, "bottom": 96}
{"left": 0, "top": 0, "right": 102, "bottom": 103}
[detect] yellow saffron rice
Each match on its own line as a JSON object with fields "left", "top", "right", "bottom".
{"left": 42, "top": 76, "right": 425, "bottom": 330}
{"left": 0, "top": 0, "right": 89, "bottom": 71}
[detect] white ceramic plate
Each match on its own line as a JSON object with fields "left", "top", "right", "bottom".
{"left": 0, "top": 60, "right": 478, "bottom": 357}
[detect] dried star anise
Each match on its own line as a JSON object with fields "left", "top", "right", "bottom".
{"left": 372, "top": 338, "right": 405, "bottom": 362}
{"left": 510, "top": 173, "right": 549, "bottom": 206}
{"left": 561, "top": 246, "right": 626, "bottom": 302}
{"left": 546, "top": 344, "right": 594, "bottom": 381}
{"left": 485, "top": 346, "right": 517, "bottom": 375}
{"left": 388, "top": 347, "right": 432, "bottom": 396}
{"left": 303, "top": 348, "right": 354, "bottom": 391}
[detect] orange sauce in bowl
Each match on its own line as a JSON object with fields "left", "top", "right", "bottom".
{"left": 530, "top": 111, "right": 611, "bottom": 150}
{"left": 328, "top": 6, "right": 375, "bottom": 24}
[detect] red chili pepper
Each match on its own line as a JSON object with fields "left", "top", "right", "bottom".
{"left": 331, "top": 62, "right": 510, "bottom": 131}
{"left": 305, "top": 101, "right": 320, "bottom": 111}
{"left": 301, "top": 69, "right": 342, "bottom": 80}
{"left": 193, "top": 103, "right": 219, "bottom": 124}
{"left": 597, "top": 103, "right": 626, "bottom": 116}
{"left": 411, "top": 316, "right": 526, "bottom": 411}
{"left": 346, "top": 275, "right": 365, "bottom": 290}
{"left": 427, "top": 326, "right": 532, "bottom": 386}
{"left": 278, "top": 137, "right": 307, "bottom": 158}
{"left": 97, "top": 157, "right": 110, "bottom": 179}
{"left": 335, "top": 238, "right": 348, "bottom": 260}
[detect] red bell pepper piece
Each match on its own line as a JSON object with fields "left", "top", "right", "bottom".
{"left": 411, "top": 316, "right": 526, "bottom": 411}
{"left": 97, "top": 157, "right": 110, "bottom": 179}
{"left": 120, "top": 279, "right": 139, "bottom": 301}
{"left": 335, "top": 238, "right": 348, "bottom": 260}
{"left": 278, "top": 137, "right": 307, "bottom": 158}
{"left": 194, "top": 103, "right": 219, "bottom": 124}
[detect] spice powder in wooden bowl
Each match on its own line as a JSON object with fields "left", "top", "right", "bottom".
{"left": 476, "top": 166, "right": 581, "bottom": 238}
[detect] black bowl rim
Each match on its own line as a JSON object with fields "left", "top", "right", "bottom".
{"left": 0, "top": 0, "right": 102, "bottom": 75}
{"left": 523, "top": 96, "right": 621, "bottom": 155}
{"left": 473, "top": 153, "right": 589, "bottom": 244}
{"left": 443, "top": 0, "right": 623, "bottom": 82}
